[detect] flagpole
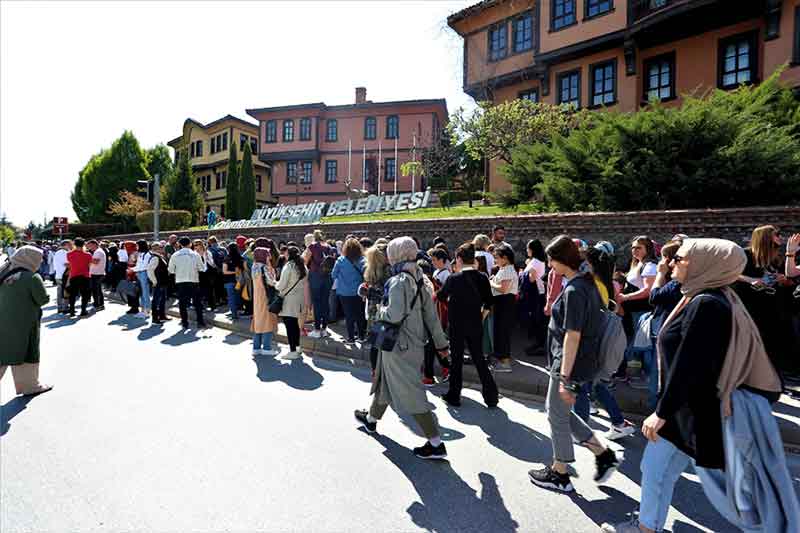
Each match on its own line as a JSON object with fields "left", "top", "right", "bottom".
{"left": 377, "top": 141, "right": 382, "bottom": 197}
{"left": 347, "top": 139, "right": 352, "bottom": 194}
{"left": 411, "top": 132, "right": 417, "bottom": 194}
{"left": 362, "top": 144, "right": 366, "bottom": 192}
{"left": 394, "top": 137, "right": 398, "bottom": 195}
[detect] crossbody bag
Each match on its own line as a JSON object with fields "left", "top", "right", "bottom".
{"left": 367, "top": 273, "right": 423, "bottom": 352}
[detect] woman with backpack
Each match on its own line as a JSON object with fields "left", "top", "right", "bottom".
{"left": 332, "top": 238, "right": 366, "bottom": 344}
{"left": 528, "top": 235, "right": 619, "bottom": 494}
{"left": 359, "top": 242, "right": 391, "bottom": 372}
{"left": 306, "top": 230, "right": 335, "bottom": 339}
{"left": 251, "top": 247, "right": 279, "bottom": 357}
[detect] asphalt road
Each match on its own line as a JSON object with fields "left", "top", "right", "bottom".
{"left": 2, "top": 287, "right": 796, "bottom": 533}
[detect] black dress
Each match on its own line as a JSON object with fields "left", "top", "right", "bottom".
{"left": 656, "top": 289, "right": 780, "bottom": 469}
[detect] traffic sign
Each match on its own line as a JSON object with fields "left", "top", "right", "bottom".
{"left": 53, "top": 217, "right": 68, "bottom": 235}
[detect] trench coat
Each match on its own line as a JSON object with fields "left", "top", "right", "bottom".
{"left": 251, "top": 264, "right": 278, "bottom": 334}
{"left": 0, "top": 271, "right": 49, "bottom": 365}
{"left": 276, "top": 262, "right": 306, "bottom": 319}
{"left": 370, "top": 268, "right": 449, "bottom": 414}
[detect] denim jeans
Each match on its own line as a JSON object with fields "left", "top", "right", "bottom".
{"left": 253, "top": 332, "right": 273, "bottom": 351}
{"left": 546, "top": 370, "right": 595, "bottom": 463}
{"left": 339, "top": 295, "right": 365, "bottom": 341}
{"left": 56, "top": 279, "right": 67, "bottom": 312}
{"left": 642, "top": 344, "right": 660, "bottom": 411}
{"left": 309, "top": 271, "right": 332, "bottom": 330}
{"left": 137, "top": 271, "right": 151, "bottom": 311}
{"left": 639, "top": 437, "right": 692, "bottom": 532}
{"left": 574, "top": 381, "right": 625, "bottom": 426}
{"left": 151, "top": 285, "right": 167, "bottom": 319}
{"left": 224, "top": 282, "right": 240, "bottom": 319}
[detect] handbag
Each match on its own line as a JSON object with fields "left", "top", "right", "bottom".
{"left": 632, "top": 311, "right": 654, "bottom": 350}
{"left": 269, "top": 274, "right": 301, "bottom": 315}
{"left": 367, "top": 275, "right": 424, "bottom": 352}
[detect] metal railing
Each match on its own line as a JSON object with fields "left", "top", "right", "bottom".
{"left": 630, "top": 0, "right": 672, "bottom": 22}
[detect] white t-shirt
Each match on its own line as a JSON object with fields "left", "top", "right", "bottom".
{"left": 524, "top": 257, "right": 546, "bottom": 294}
{"left": 53, "top": 248, "right": 69, "bottom": 279}
{"left": 492, "top": 264, "right": 519, "bottom": 296}
{"left": 133, "top": 252, "right": 152, "bottom": 272}
{"left": 476, "top": 250, "right": 495, "bottom": 274}
{"left": 626, "top": 261, "right": 657, "bottom": 289}
{"left": 118, "top": 249, "right": 129, "bottom": 264}
{"left": 433, "top": 268, "right": 450, "bottom": 286}
{"left": 90, "top": 249, "right": 107, "bottom": 276}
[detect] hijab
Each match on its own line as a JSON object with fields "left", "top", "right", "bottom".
{"left": 0, "top": 245, "right": 43, "bottom": 285}
{"left": 235, "top": 235, "right": 247, "bottom": 252}
{"left": 658, "top": 239, "right": 781, "bottom": 417}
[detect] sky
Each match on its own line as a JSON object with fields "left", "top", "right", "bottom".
{"left": 0, "top": 0, "right": 476, "bottom": 227}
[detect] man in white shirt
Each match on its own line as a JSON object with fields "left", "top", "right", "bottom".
{"left": 86, "top": 239, "right": 107, "bottom": 311}
{"left": 53, "top": 240, "right": 72, "bottom": 314}
{"left": 168, "top": 236, "right": 206, "bottom": 329}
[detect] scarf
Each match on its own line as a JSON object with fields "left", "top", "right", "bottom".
{"left": 657, "top": 239, "right": 781, "bottom": 417}
{"left": 0, "top": 245, "right": 43, "bottom": 285}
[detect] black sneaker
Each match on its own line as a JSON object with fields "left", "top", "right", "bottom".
{"left": 439, "top": 393, "right": 461, "bottom": 408}
{"left": 413, "top": 441, "right": 447, "bottom": 460}
{"left": 528, "top": 466, "right": 574, "bottom": 492}
{"left": 594, "top": 448, "right": 619, "bottom": 483}
{"left": 354, "top": 409, "right": 376, "bottom": 433}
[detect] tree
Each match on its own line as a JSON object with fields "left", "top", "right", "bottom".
{"left": 421, "top": 131, "right": 486, "bottom": 208}
{"left": 107, "top": 190, "right": 151, "bottom": 231}
{"left": 452, "top": 145, "right": 485, "bottom": 208}
{"left": 452, "top": 99, "right": 584, "bottom": 165}
{"left": 70, "top": 131, "right": 150, "bottom": 223}
{"left": 167, "top": 148, "right": 203, "bottom": 224}
{"left": 238, "top": 142, "right": 256, "bottom": 218}
{"left": 225, "top": 142, "right": 240, "bottom": 220}
{"left": 146, "top": 144, "right": 174, "bottom": 206}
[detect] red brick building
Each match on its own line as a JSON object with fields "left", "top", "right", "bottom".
{"left": 448, "top": 0, "right": 800, "bottom": 192}
{"left": 246, "top": 88, "right": 448, "bottom": 204}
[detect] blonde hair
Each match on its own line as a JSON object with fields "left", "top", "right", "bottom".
{"left": 193, "top": 239, "right": 205, "bottom": 253}
{"left": 304, "top": 233, "right": 314, "bottom": 247}
{"left": 364, "top": 246, "right": 389, "bottom": 285}
{"left": 473, "top": 234, "right": 491, "bottom": 251}
{"left": 313, "top": 229, "right": 324, "bottom": 242}
{"left": 750, "top": 225, "right": 779, "bottom": 269}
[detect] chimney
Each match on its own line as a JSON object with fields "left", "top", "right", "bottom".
{"left": 355, "top": 87, "right": 367, "bottom": 104}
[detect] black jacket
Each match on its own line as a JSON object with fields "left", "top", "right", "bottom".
{"left": 436, "top": 269, "right": 493, "bottom": 334}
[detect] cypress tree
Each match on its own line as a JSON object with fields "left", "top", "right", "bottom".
{"left": 225, "top": 141, "right": 239, "bottom": 219}
{"left": 169, "top": 148, "right": 203, "bottom": 223}
{"left": 238, "top": 142, "right": 256, "bottom": 218}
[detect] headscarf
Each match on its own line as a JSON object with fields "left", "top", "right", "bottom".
{"left": 0, "top": 245, "right": 43, "bottom": 285}
{"left": 235, "top": 235, "right": 247, "bottom": 251}
{"left": 254, "top": 238, "right": 269, "bottom": 249}
{"left": 658, "top": 238, "right": 781, "bottom": 416}
{"left": 253, "top": 247, "right": 269, "bottom": 265}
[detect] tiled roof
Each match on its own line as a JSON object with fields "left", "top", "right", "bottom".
{"left": 447, "top": 0, "right": 502, "bottom": 29}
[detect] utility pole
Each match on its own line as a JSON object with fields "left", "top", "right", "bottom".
{"left": 153, "top": 173, "right": 160, "bottom": 241}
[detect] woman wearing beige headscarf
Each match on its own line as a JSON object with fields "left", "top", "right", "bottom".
{"left": 603, "top": 239, "right": 782, "bottom": 533}
{"left": 0, "top": 245, "right": 53, "bottom": 396}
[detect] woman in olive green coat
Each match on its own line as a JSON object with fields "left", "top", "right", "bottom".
{"left": 0, "top": 245, "right": 53, "bottom": 395}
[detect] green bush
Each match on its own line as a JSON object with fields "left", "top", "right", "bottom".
{"left": 503, "top": 68, "right": 800, "bottom": 211}
{"left": 135, "top": 210, "right": 192, "bottom": 232}
{"left": 68, "top": 223, "right": 125, "bottom": 238}
{"left": 438, "top": 190, "right": 485, "bottom": 207}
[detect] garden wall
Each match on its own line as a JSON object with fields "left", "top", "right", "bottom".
{"left": 103, "top": 205, "right": 800, "bottom": 257}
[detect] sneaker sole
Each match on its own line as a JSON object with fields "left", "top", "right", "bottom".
{"left": 353, "top": 413, "right": 376, "bottom": 434}
{"left": 415, "top": 453, "right": 447, "bottom": 460}
{"left": 528, "top": 474, "right": 574, "bottom": 492}
{"left": 595, "top": 464, "right": 619, "bottom": 484}
{"left": 605, "top": 429, "right": 636, "bottom": 441}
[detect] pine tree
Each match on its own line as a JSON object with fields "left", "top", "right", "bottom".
{"left": 225, "top": 142, "right": 239, "bottom": 220}
{"left": 169, "top": 148, "right": 203, "bottom": 223}
{"left": 238, "top": 142, "right": 256, "bottom": 218}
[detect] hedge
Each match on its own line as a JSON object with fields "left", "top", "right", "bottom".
{"left": 135, "top": 210, "right": 192, "bottom": 233}
{"left": 66, "top": 223, "right": 124, "bottom": 238}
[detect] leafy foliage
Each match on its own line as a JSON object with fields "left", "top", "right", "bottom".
{"left": 107, "top": 190, "right": 151, "bottom": 232}
{"left": 422, "top": 130, "right": 487, "bottom": 208}
{"left": 135, "top": 210, "right": 192, "bottom": 233}
{"left": 166, "top": 149, "right": 203, "bottom": 224}
{"left": 70, "top": 131, "right": 149, "bottom": 223}
{"left": 225, "top": 142, "right": 240, "bottom": 220}
{"left": 502, "top": 70, "right": 800, "bottom": 211}
{"left": 238, "top": 142, "right": 256, "bottom": 218}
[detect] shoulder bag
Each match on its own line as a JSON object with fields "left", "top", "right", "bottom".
{"left": 269, "top": 271, "right": 301, "bottom": 315}
{"left": 367, "top": 274, "right": 423, "bottom": 352}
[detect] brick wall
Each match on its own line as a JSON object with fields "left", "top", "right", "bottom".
{"left": 104, "top": 205, "right": 800, "bottom": 259}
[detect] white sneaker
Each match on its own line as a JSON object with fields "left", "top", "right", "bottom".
{"left": 605, "top": 421, "right": 636, "bottom": 441}
{"left": 308, "top": 330, "right": 322, "bottom": 339}
{"left": 262, "top": 348, "right": 280, "bottom": 356}
{"left": 320, "top": 329, "right": 330, "bottom": 338}
{"left": 281, "top": 351, "right": 302, "bottom": 360}
{"left": 135, "top": 312, "right": 147, "bottom": 319}
{"left": 252, "top": 349, "right": 264, "bottom": 356}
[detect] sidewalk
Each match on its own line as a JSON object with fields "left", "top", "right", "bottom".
{"left": 112, "top": 292, "right": 800, "bottom": 451}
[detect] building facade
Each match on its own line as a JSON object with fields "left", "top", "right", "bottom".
{"left": 448, "top": 0, "right": 800, "bottom": 192}
{"left": 167, "top": 115, "right": 274, "bottom": 218}
{"left": 246, "top": 88, "right": 448, "bottom": 204}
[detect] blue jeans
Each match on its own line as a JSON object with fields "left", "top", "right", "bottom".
{"left": 339, "top": 295, "right": 365, "bottom": 341}
{"left": 639, "top": 437, "right": 692, "bottom": 532}
{"left": 253, "top": 332, "right": 273, "bottom": 351}
{"left": 151, "top": 285, "right": 167, "bottom": 318}
{"left": 642, "top": 343, "right": 660, "bottom": 410}
{"left": 224, "top": 282, "right": 240, "bottom": 319}
{"left": 137, "top": 271, "right": 151, "bottom": 310}
{"left": 309, "top": 271, "right": 332, "bottom": 330}
{"left": 574, "top": 381, "right": 624, "bottom": 426}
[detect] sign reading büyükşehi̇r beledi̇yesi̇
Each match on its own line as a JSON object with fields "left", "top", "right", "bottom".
{"left": 210, "top": 189, "right": 432, "bottom": 229}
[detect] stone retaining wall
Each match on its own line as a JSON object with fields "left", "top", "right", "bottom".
{"left": 103, "top": 205, "right": 800, "bottom": 255}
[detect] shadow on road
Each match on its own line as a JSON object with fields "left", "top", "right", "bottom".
{"left": 161, "top": 329, "right": 203, "bottom": 346}
{"left": 253, "top": 354, "right": 324, "bottom": 391}
{"left": 311, "top": 355, "right": 371, "bottom": 384}
{"left": 0, "top": 396, "right": 35, "bottom": 437}
{"left": 137, "top": 324, "right": 165, "bottom": 341}
{"left": 223, "top": 332, "right": 249, "bottom": 345}
{"left": 372, "top": 432, "right": 520, "bottom": 532}
{"left": 107, "top": 316, "right": 147, "bottom": 331}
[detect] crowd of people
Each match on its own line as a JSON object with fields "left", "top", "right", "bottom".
{"left": 3, "top": 222, "right": 800, "bottom": 531}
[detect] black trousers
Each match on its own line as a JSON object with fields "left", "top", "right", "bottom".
{"left": 90, "top": 274, "right": 105, "bottom": 308}
{"left": 283, "top": 316, "right": 300, "bottom": 351}
{"left": 68, "top": 276, "right": 91, "bottom": 314}
{"left": 177, "top": 282, "right": 205, "bottom": 326}
{"left": 423, "top": 337, "right": 451, "bottom": 378}
{"left": 447, "top": 325, "right": 498, "bottom": 406}
{"left": 492, "top": 294, "right": 516, "bottom": 358}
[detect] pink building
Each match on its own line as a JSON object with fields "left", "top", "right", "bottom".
{"left": 246, "top": 88, "right": 448, "bottom": 203}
